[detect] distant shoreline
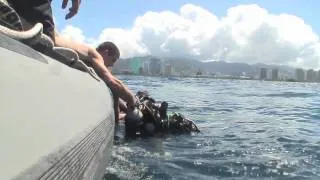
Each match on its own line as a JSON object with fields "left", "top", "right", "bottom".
{"left": 114, "top": 73, "right": 317, "bottom": 83}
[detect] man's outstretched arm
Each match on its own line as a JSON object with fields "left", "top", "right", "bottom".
{"left": 87, "top": 49, "right": 136, "bottom": 108}
{"left": 54, "top": 31, "right": 136, "bottom": 108}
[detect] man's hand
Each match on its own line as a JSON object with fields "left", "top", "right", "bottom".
{"left": 62, "top": 0, "right": 81, "bottom": 19}
{"left": 126, "top": 96, "right": 137, "bottom": 111}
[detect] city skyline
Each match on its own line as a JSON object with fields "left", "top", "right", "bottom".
{"left": 112, "top": 56, "right": 320, "bottom": 82}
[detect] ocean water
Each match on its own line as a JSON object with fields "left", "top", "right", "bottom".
{"left": 104, "top": 76, "right": 320, "bottom": 180}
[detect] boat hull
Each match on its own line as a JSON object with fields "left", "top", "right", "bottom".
{"left": 0, "top": 34, "right": 115, "bottom": 180}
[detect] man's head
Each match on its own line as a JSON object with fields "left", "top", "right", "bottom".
{"left": 96, "top": 41, "right": 120, "bottom": 67}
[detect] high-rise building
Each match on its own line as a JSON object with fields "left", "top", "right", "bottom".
{"left": 271, "top": 69, "right": 279, "bottom": 81}
{"left": 143, "top": 61, "right": 150, "bottom": 75}
{"left": 149, "top": 58, "right": 162, "bottom": 75}
{"left": 306, "top": 69, "right": 316, "bottom": 82}
{"left": 295, "top": 68, "right": 305, "bottom": 82}
{"left": 164, "top": 64, "right": 174, "bottom": 76}
{"left": 260, "top": 68, "right": 267, "bottom": 80}
{"left": 130, "top": 57, "right": 143, "bottom": 74}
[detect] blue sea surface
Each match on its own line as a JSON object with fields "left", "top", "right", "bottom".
{"left": 105, "top": 76, "right": 320, "bottom": 180}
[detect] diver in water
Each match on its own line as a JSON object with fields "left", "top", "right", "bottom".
{"left": 123, "top": 91, "right": 200, "bottom": 137}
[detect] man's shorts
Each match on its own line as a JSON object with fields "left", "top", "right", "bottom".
{"left": 7, "top": 0, "right": 55, "bottom": 40}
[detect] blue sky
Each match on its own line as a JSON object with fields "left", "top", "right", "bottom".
{"left": 51, "top": 0, "right": 319, "bottom": 37}
{"left": 50, "top": 0, "right": 320, "bottom": 69}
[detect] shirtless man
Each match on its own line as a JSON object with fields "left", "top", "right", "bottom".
{"left": 94, "top": 41, "right": 132, "bottom": 122}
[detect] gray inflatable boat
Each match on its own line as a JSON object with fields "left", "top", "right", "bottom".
{"left": 0, "top": 33, "right": 115, "bottom": 179}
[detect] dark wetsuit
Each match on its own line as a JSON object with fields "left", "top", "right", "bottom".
{"left": 7, "top": 0, "right": 55, "bottom": 40}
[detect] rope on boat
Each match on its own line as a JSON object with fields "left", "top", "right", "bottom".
{"left": 53, "top": 47, "right": 101, "bottom": 81}
{"left": 0, "top": 22, "right": 54, "bottom": 48}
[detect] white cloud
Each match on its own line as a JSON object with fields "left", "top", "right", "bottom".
{"left": 96, "top": 28, "right": 149, "bottom": 58}
{"left": 59, "top": 4, "right": 320, "bottom": 69}
{"left": 60, "top": 25, "right": 86, "bottom": 43}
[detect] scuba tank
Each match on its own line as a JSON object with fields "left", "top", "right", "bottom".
{"left": 124, "top": 107, "right": 143, "bottom": 137}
